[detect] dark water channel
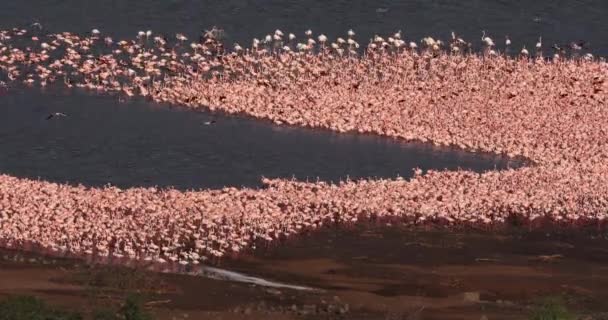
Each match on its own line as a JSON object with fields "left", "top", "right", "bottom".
{"left": 0, "top": 88, "right": 521, "bottom": 190}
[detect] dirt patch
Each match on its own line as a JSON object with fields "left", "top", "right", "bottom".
{"left": 2, "top": 226, "right": 608, "bottom": 319}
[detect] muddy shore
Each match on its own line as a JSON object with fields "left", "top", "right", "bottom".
{"left": 2, "top": 226, "right": 608, "bottom": 319}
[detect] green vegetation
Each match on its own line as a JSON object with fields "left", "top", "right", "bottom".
{"left": 0, "top": 295, "right": 82, "bottom": 320}
{"left": 0, "top": 295, "right": 153, "bottom": 320}
{"left": 117, "top": 295, "right": 152, "bottom": 320}
{"left": 529, "top": 296, "right": 575, "bottom": 320}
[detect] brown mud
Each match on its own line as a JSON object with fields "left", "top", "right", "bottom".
{"left": 2, "top": 225, "right": 608, "bottom": 319}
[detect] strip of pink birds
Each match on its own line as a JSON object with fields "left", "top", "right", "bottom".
{"left": 0, "top": 26, "right": 607, "bottom": 265}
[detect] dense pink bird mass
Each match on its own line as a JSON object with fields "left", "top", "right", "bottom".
{"left": 0, "top": 27, "right": 607, "bottom": 264}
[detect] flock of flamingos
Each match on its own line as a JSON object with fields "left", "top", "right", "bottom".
{"left": 0, "top": 25, "right": 607, "bottom": 264}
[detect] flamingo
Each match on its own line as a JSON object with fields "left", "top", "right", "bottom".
{"left": 481, "top": 30, "right": 494, "bottom": 47}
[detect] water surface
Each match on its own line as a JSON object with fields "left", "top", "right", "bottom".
{"left": 0, "top": 88, "right": 520, "bottom": 190}
{"left": 0, "top": 0, "right": 606, "bottom": 55}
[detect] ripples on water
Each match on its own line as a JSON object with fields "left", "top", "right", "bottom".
{"left": 0, "top": 88, "right": 520, "bottom": 190}
{"left": 0, "top": 0, "right": 606, "bottom": 55}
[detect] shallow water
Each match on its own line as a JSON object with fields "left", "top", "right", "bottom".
{"left": 0, "top": 0, "right": 606, "bottom": 56}
{"left": 0, "top": 88, "right": 520, "bottom": 189}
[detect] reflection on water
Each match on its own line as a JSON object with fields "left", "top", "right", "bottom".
{"left": 0, "top": 88, "right": 521, "bottom": 190}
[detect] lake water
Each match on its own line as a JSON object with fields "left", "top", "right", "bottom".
{"left": 0, "top": 88, "right": 520, "bottom": 189}
{"left": 0, "top": 0, "right": 606, "bottom": 55}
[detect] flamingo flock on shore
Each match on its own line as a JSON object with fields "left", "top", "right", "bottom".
{"left": 0, "top": 26, "right": 607, "bottom": 264}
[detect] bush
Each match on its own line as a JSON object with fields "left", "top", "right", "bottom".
{"left": 0, "top": 293, "right": 155, "bottom": 320}
{"left": 530, "top": 297, "right": 575, "bottom": 320}
{"left": 119, "top": 295, "right": 152, "bottom": 320}
{"left": 0, "top": 295, "right": 82, "bottom": 320}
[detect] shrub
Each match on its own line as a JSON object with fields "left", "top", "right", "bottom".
{"left": 0, "top": 295, "right": 82, "bottom": 320}
{"left": 530, "top": 296, "right": 575, "bottom": 320}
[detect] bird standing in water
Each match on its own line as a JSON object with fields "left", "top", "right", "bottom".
{"left": 46, "top": 112, "right": 67, "bottom": 120}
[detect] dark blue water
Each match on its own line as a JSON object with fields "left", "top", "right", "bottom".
{"left": 0, "top": 88, "right": 521, "bottom": 190}
{"left": 0, "top": 0, "right": 606, "bottom": 55}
